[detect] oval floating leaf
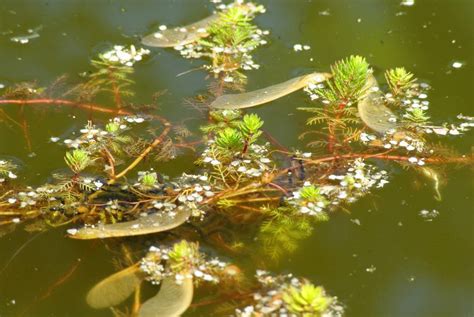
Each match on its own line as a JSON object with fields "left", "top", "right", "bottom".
{"left": 142, "top": 14, "right": 219, "bottom": 48}
{"left": 357, "top": 75, "right": 399, "bottom": 134}
{"left": 210, "top": 72, "right": 331, "bottom": 109}
{"left": 87, "top": 264, "right": 145, "bottom": 309}
{"left": 69, "top": 209, "right": 192, "bottom": 239}
{"left": 139, "top": 277, "right": 194, "bottom": 317}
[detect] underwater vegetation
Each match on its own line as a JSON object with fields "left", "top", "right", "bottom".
{"left": 1, "top": 1, "right": 473, "bottom": 316}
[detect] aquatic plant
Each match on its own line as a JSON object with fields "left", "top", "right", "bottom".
{"left": 81, "top": 45, "right": 150, "bottom": 107}
{"left": 0, "top": 159, "right": 18, "bottom": 183}
{"left": 1, "top": 0, "right": 473, "bottom": 315}
{"left": 235, "top": 271, "right": 343, "bottom": 317}
{"left": 143, "top": 1, "right": 267, "bottom": 85}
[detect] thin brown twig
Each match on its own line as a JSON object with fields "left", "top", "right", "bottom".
{"left": 109, "top": 118, "right": 172, "bottom": 184}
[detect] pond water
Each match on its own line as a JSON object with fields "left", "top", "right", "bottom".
{"left": 0, "top": 0, "right": 473, "bottom": 316}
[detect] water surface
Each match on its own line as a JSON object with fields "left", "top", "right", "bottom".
{"left": 0, "top": 0, "right": 472, "bottom": 316}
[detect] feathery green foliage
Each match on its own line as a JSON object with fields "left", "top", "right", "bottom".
{"left": 168, "top": 241, "right": 201, "bottom": 274}
{"left": 316, "top": 55, "right": 369, "bottom": 104}
{"left": 299, "top": 57, "right": 367, "bottom": 150}
{"left": 239, "top": 113, "right": 263, "bottom": 144}
{"left": 200, "top": 110, "right": 243, "bottom": 134}
{"left": 215, "top": 128, "right": 244, "bottom": 153}
{"left": 300, "top": 185, "right": 327, "bottom": 204}
{"left": 64, "top": 149, "right": 91, "bottom": 174}
{"left": 140, "top": 172, "right": 158, "bottom": 188}
{"left": 283, "top": 283, "right": 333, "bottom": 317}
{"left": 385, "top": 67, "right": 416, "bottom": 96}
{"left": 257, "top": 206, "right": 315, "bottom": 260}
{"left": 203, "top": 6, "right": 258, "bottom": 49}
{"left": 404, "top": 108, "right": 430, "bottom": 124}
{"left": 82, "top": 54, "right": 135, "bottom": 104}
{"left": 198, "top": 4, "right": 264, "bottom": 83}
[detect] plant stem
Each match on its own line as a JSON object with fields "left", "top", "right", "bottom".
{"left": 109, "top": 118, "right": 172, "bottom": 184}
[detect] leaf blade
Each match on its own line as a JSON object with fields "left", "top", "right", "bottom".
{"left": 69, "top": 209, "right": 191, "bottom": 239}
{"left": 139, "top": 277, "right": 194, "bottom": 317}
{"left": 87, "top": 265, "right": 145, "bottom": 309}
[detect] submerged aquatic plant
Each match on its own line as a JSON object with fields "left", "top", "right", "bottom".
{"left": 1, "top": 1, "right": 473, "bottom": 316}
{"left": 0, "top": 159, "right": 18, "bottom": 183}
{"left": 64, "top": 149, "right": 91, "bottom": 174}
{"left": 81, "top": 45, "right": 150, "bottom": 107}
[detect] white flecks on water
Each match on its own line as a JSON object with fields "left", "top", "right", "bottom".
{"left": 400, "top": 0, "right": 415, "bottom": 6}
{"left": 419, "top": 209, "right": 439, "bottom": 221}
{"left": 366, "top": 265, "right": 377, "bottom": 273}
{"left": 293, "top": 44, "right": 311, "bottom": 52}
{"left": 10, "top": 25, "right": 42, "bottom": 44}
{"left": 451, "top": 61, "right": 464, "bottom": 69}
{"left": 351, "top": 218, "right": 361, "bottom": 226}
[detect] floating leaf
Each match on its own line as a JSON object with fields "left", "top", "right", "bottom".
{"left": 69, "top": 209, "right": 192, "bottom": 239}
{"left": 139, "top": 277, "right": 193, "bottom": 317}
{"left": 142, "top": 14, "right": 219, "bottom": 48}
{"left": 357, "top": 74, "right": 399, "bottom": 134}
{"left": 210, "top": 72, "right": 331, "bottom": 109}
{"left": 87, "top": 264, "right": 145, "bottom": 309}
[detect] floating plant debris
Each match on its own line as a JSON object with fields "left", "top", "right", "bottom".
{"left": 10, "top": 25, "right": 42, "bottom": 44}
{"left": 210, "top": 72, "right": 331, "bottom": 109}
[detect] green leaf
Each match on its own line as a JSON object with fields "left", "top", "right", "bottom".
{"left": 64, "top": 149, "right": 91, "bottom": 174}
{"left": 385, "top": 67, "right": 416, "bottom": 96}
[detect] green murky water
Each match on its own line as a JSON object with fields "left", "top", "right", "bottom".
{"left": 0, "top": 0, "right": 473, "bottom": 316}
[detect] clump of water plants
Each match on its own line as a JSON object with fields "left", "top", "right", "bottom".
{"left": 235, "top": 271, "right": 343, "bottom": 317}
{"left": 1, "top": 0, "right": 473, "bottom": 316}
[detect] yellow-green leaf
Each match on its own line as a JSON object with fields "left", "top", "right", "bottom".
{"left": 357, "top": 74, "right": 399, "bottom": 134}
{"left": 139, "top": 276, "right": 193, "bottom": 317}
{"left": 210, "top": 72, "right": 331, "bottom": 109}
{"left": 69, "top": 209, "right": 191, "bottom": 239}
{"left": 87, "top": 264, "right": 145, "bottom": 309}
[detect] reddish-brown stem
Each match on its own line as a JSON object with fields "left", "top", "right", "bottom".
{"left": 102, "top": 148, "right": 116, "bottom": 178}
{"left": 36, "top": 259, "right": 81, "bottom": 302}
{"left": 0, "top": 98, "right": 131, "bottom": 115}
{"left": 109, "top": 72, "right": 122, "bottom": 108}
{"left": 18, "top": 105, "right": 32, "bottom": 151}
{"left": 268, "top": 182, "right": 289, "bottom": 195}
{"left": 263, "top": 129, "right": 289, "bottom": 152}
